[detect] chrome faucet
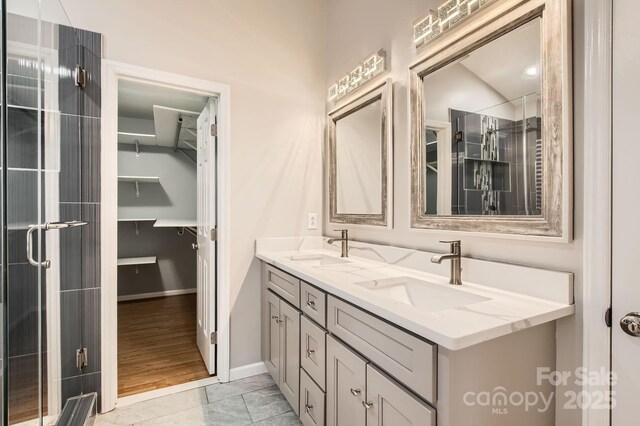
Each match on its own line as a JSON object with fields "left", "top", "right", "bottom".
{"left": 431, "top": 240, "right": 462, "bottom": 285}
{"left": 327, "top": 229, "right": 349, "bottom": 258}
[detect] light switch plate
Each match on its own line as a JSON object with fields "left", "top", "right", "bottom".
{"left": 308, "top": 213, "right": 318, "bottom": 230}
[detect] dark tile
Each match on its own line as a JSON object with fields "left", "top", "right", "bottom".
{"left": 7, "top": 169, "right": 42, "bottom": 229}
{"left": 78, "top": 29, "right": 102, "bottom": 118}
{"left": 81, "top": 204, "right": 101, "bottom": 289}
{"left": 81, "top": 372, "right": 102, "bottom": 412}
{"left": 61, "top": 290, "right": 82, "bottom": 378}
{"left": 60, "top": 114, "right": 81, "bottom": 203}
{"left": 7, "top": 106, "right": 41, "bottom": 169}
{"left": 7, "top": 228, "right": 45, "bottom": 265}
{"left": 81, "top": 117, "right": 101, "bottom": 202}
{"left": 81, "top": 288, "right": 101, "bottom": 373}
{"left": 61, "top": 375, "right": 82, "bottom": 405}
{"left": 59, "top": 203, "right": 82, "bottom": 291}
{"left": 58, "top": 24, "right": 81, "bottom": 116}
{"left": 8, "top": 264, "right": 44, "bottom": 357}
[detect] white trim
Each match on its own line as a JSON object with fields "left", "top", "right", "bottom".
{"left": 117, "top": 288, "right": 196, "bottom": 302}
{"left": 101, "top": 60, "right": 231, "bottom": 413}
{"left": 582, "top": 0, "right": 612, "bottom": 425}
{"left": 229, "top": 362, "right": 268, "bottom": 381}
{"left": 115, "top": 376, "right": 220, "bottom": 408}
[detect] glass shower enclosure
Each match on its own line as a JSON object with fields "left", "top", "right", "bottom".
{"left": 1, "top": 0, "right": 103, "bottom": 424}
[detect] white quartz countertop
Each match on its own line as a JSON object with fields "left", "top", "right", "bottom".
{"left": 256, "top": 247, "right": 574, "bottom": 351}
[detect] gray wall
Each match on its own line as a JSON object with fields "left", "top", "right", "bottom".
{"left": 324, "top": 1, "right": 584, "bottom": 424}
{"left": 117, "top": 143, "right": 197, "bottom": 296}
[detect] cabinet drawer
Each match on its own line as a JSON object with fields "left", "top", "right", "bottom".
{"left": 366, "top": 365, "right": 436, "bottom": 426}
{"left": 300, "top": 368, "right": 326, "bottom": 426}
{"left": 327, "top": 296, "right": 437, "bottom": 403}
{"left": 265, "top": 263, "right": 300, "bottom": 308}
{"left": 301, "top": 316, "right": 327, "bottom": 390}
{"left": 301, "top": 281, "right": 327, "bottom": 328}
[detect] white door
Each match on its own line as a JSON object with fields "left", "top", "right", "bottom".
{"left": 612, "top": 0, "right": 640, "bottom": 422}
{"left": 196, "top": 98, "right": 218, "bottom": 374}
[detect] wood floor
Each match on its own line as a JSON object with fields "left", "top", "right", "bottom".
{"left": 118, "top": 294, "right": 211, "bottom": 397}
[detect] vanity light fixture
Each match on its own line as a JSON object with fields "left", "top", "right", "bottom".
{"left": 413, "top": 0, "right": 494, "bottom": 48}
{"left": 328, "top": 50, "right": 386, "bottom": 102}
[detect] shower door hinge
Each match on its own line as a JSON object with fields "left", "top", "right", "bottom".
{"left": 211, "top": 332, "right": 218, "bottom": 344}
{"left": 74, "top": 65, "right": 87, "bottom": 88}
{"left": 76, "top": 348, "right": 88, "bottom": 369}
{"left": 210, "top": 124, "right": 217, "bottom": 137}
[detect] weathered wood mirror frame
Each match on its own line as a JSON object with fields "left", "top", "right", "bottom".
{"left": 329, "top": 78, "right": 393, "bottom": 227}
{"left": 409, "top": 0, "right": 572, "bottom": 240}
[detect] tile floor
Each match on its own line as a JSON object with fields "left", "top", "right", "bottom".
{"left": 95, "top": 373, "right": 302, "bottom": 426}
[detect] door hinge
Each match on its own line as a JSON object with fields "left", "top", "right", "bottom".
{"left": 76, "top": 348, "right": 88, "bottom": 369}
{"left": 605, "top": 307, "right": 612, "bottom": 327}
{"left": 211, "top": 331, "right": 218, "bottom": 344}
{"left": 210, "top": 228, "right": 217, "bottom": 241}
{"left": 455, "top": 131, "right": 464, "bottom": 143}
{"left": 74, "top": 65, "right": 87, "bottom": 88}
{"left": 210, "top": 124, "right": 217, "bottom": 137}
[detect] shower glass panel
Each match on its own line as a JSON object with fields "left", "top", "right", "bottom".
{"left": 2, "top": 0, "right": 95, "bottom": 424}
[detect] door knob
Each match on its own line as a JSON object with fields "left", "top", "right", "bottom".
{"left": 192, "top": 243, "right": 199, "bottom": 250}
{"left": 620, "top": 312, "right": 640, "bottom": 336}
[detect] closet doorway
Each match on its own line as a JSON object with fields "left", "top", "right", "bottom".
{"left": 101, "top": 62, "right": 231, "bottom": 411}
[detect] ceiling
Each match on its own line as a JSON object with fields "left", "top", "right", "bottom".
{"left": 460, "top": 19, "right": 541, "bottom": 103}
{"left": 118, "top": 79, "right": 210, "bottom": 120}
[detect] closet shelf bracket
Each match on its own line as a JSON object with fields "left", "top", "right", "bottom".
{"left": 135, "top": 180, "right": 140, "bottom": 198}
{"left": 135, "top": 139, "right": 140, "bottom": 159}
{"left": 134, "top": 221, "right": 140, "bottom": 236}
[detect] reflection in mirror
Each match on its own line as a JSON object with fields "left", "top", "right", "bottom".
{"left": 335, "top": 99, "right": 382, "bottom": 215}
{"left": 329, "top": 78, "right": 392, "bottom": 227}
{"left": 423, "top": 18, "right": 541, "bottom": 216}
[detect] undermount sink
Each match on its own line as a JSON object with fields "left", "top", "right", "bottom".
{"left": 354, "top": 276, "right": 490, "bottom": 312}
{"left": 289, "top": 253, "right": 350, "bottom": 266}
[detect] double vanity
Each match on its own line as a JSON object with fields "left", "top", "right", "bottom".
{"left": 258, "top": 237, "right": 574, "bottom": 426}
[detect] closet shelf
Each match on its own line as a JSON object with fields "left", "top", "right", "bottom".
{"left": 153, "top": 105, "right": 199, "bottom": 151}
{"left": 117, "top": 256, "right": 157, "bottom": 266}
{"left": 118, "top": 132, "right": 156, "bottom": 146}
{"left": 118, "top": 176, "right": 160, "bottom": 183}
{"left": 154, "top": 219, "right": 197, "bottom": 228}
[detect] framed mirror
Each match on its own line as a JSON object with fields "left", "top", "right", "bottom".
{"left": 329, "top": 78, "right": 393, "bottom": 227}
{"left": 409, "top": 0, "right": 572, "bottom": 240}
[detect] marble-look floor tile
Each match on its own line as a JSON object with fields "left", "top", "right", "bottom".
{"left": 96, "top": 388, "right": 208, "bottom": 425}
{"left": 242, "top": 385, "right": 292, "bottom": 423}
{"left": 205, "top": 373, "right": 275, "bottom": 403}
{"left": 252, "top": 410, "right": 302, "bottom": 426}
{"left": 135, "top": 395, "right": 252, "bottom": 426}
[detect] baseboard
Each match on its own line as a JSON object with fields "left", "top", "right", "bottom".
{"left": 117, "top": 288, "right": 196, "bottom": 302}
{"left": 229, "top": 361, "right": 267, "bottom": 381}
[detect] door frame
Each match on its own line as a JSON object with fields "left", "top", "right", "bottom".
{"left": 582, "top": 0, "right": 612, "bottom": 425}
{"left": 100, "top": 60, "right": 231, "bottom": 412}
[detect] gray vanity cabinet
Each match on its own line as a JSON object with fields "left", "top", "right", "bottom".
{"left": 263, "top": 288, "right": 301, "bottom": 415}
{"left": 326, "top": 335, "right": 367, "bottom": 426}
{"left": 366, "top": 365, "right": 436, "bottom": 426}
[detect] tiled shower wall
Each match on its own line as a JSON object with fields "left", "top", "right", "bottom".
{"left": 57, "top": 24, "right": 102, "bottom": 408}
{"left": 6, "top": 14, "right": 102, "bottom": 422}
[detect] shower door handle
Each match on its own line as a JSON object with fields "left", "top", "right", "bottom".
{"left": 26, "top": 221, "right": 88, "bottom": 268}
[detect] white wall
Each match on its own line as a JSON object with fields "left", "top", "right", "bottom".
{"left": 325, "top": 1, "right": 584, "bottom": 424}
{"left": 61, "top": 0, "right": 327, "bottom": 369}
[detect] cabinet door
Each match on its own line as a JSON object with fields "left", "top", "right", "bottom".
{"left": 265, "top": 291, "right": 281, "bottom": 383}
{"left": 326, "top": 335, "right": 367, "bottom": 426}
{"left": 280, "top": 300, "right": 301, "bottom": 415}
{"left": 365, "top": 365, "right": 436, "bottom": 426}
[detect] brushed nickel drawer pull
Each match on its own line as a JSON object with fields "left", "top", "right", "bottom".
{"left": 362, "top": 401, "right": 374, "bottom": 410}
{"left": 350, "top": 388, "right": 361, "bottom": 396}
